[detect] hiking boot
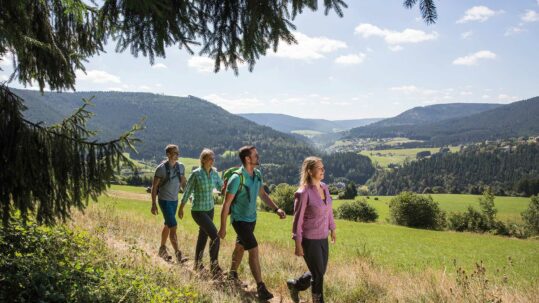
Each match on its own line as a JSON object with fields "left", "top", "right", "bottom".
{"left": 193, "top": 262, "right": 205, "bottom": 272}
{"left": 287, "top": 279, "right": 300, "bottom": 303}
{"left": 210, "top": 264, "right": 224, "bottom": 280}
{"left": 227, "top": 271, "right": 247, "bottom": 287}
{"left": 158, "top": 245, "right": 172, "bottom": 261}
{"left": 257, "top": 282, "right": 274, "bottom": 301}
{"left": 175, "top": 250, "right": 188, "bottom": 264}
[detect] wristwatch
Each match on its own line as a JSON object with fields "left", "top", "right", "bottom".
{"left": 274, "top": 208, "right": 280, "bottom": 213}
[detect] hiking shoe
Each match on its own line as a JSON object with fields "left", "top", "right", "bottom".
{"left": 227, "top": 271, "right": 247, "bottom": 287}
{"left": 175, "top": 250, "right": 188, "bottom": 264}
{"left": 287, "top": 279, "right": 300, "bottom": 303}
{"left": 158, "top": 245, "right": 172, "bottom": 261}
{"left": 210, "top": 264, "right": 224, "bottom": 280}
{"left": 257, "top": 282, "right": 274, "bottom": 301}
{"left": 194, "top": 262, "right": 205, "bottom": 272}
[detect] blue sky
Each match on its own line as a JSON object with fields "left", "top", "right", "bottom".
{"left": 1, "top": 0, "right": 538, "bottom": 119}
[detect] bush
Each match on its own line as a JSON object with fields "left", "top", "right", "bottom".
{"left": 338, "top": 181, "right": 357, "bottom": 199}
{"left": 0, "top": 219, "right": 201, "bottom": 303}
{"left": 448, "top": 206, "right": 489, "bottom": 232}
{"left": 263, "top": 183, "right": 297, "bottom": 215}
{"left": 388, "top": 192, "right": 446, "bottom": 230}
{"left": 336, "top": 199, "right": 378, "bottom": 222}
{"left": 522, "top": 195, "right": 539, "bottom": 235}
{"left": 328, "top": 184, "right": 340, "bottom": 195}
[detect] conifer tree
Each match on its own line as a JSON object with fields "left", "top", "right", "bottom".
{"left": 0, "top": 0, "right": 437, "bottom": 226}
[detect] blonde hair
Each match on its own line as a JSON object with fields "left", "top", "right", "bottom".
{"left": 299, "top": 156, "right": 322, "bottom": 187}
{"left": 199, "top": 148, "right": 215, "bottom": 167}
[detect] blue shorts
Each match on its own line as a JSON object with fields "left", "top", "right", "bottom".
{"left": 158, "top": 199, "right": 178, "bottom": 227}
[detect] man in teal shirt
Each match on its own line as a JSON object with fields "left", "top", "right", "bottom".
{"left": 218, "top": 145, "right": 286, "bottom": 301}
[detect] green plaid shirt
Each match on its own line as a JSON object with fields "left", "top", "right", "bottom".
{"left": 181, "top": 167, "right": 224, "bottom": 211}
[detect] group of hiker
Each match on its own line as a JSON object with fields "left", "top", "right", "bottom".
{"left": 150, "top": 144, "right": 336, "bottom": 303}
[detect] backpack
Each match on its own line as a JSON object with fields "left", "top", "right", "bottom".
{"left": 154, "top": 161, "right": 184, "bottom": 193}
{"left": 220, "top": 167, "right": 261, "bottom": 213}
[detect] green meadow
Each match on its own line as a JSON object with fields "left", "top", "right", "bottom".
{"left": 360, "top": 146, "right": 460, "bottom": 168}
{"left": 101, "top": 186, "right": 539, "bottom": 287}
{"left": 334, "top": 194, "right": 531, "bottom": 223}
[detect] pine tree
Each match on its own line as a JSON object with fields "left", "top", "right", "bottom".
{"left": 0, "top": 0, "right": 437, "bottom": 226}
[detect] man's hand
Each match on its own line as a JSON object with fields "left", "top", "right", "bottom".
{"left": 330, "top": 229, "right": 336, "bottom": 244}
{"left": 218, "top": 227, "right": 226, "bottom": 239}
{"left": 178, "top": 207, "right": 184, "bottom": 219}
{"left": 276, "top": 208, "right": 286, "bottom": 219}
{"left": 151, "top": 203, "right": 158, "bottom": 215}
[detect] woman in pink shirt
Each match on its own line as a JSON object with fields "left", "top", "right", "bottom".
{"left": 287, "top": 156, "right": 336, "bottom": 303}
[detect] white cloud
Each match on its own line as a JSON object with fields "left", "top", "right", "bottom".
{"left": 461, "top": 31, "right": 473, "bottom": 39}
{"left": 188, "top": 56, "right": 215, "bottom": 73}
{"left": 354, "top": 23, "right": 438, "bottom": 49}
{"left": 269, "top": 32, "right": 347, "bottom": 60}
{"left": 498, "top": 94, "right": 519, "bottom": 101}
{"left": 389, "top": 45, "right": 403, "bottom": 52}
{"left": 139, "top": 85, "right": 151, "bottom": 91}
{"left": 0, "top": 74, "right": 8, "bottom": 81}
{"left": 460, "top": 91, "right": 473, "bottom": 96}
{"left": 152, "top": 63, "right": 167, "bottom": 69}
{"left": 504, "top": 26, "right": 526, "bottom": 36}
{"left": 0, "top": 52, "right": 14, "bottom": 68}
{"left": 334, "top": 53, "right": 366, "bottom": 64}
{"left": 203, "top": 93, "right": 265, "bottom": 112}
{"left": 522, "top": 10, "right": 539, "bottom": 22}
{"left": 75, "top": 69, "right": 121, "bottom": 84}
{"left": 452, "top": 50, "right": 496, "bottom": 65}
{"left": 390, "top": 85, "right": 419, "bottom": 93}
{"left": 457, "top": 6, "right": 503, "bottom": 24}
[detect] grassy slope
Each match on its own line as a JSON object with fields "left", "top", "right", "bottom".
{"left": 100, "top": 188, "right": 539, "bottom": 286}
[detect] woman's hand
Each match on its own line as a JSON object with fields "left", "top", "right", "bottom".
{"left": 294, "top": 242, "right": 304, "bottom": 257}
{"left": 330, "top": 229, "right": 336, "bottom": 244}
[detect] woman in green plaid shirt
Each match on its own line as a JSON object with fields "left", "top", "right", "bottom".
{"left": 179, "top": 148, "right": 224, "bottom": 278}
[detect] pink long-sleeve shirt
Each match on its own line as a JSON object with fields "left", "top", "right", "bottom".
{"left": 292, "top": 182, "right": 336, "bottom": 241}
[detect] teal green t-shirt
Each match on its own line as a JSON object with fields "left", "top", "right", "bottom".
{"left": 226, "top": 166, "right": 263, "bottom": 223}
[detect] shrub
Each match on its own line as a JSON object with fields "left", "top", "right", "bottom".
{"left": 522, "top": 195, "right": 539, "bottom": 235}
{"left": 0, "top": 219, "right": 201, "bottom": 303}
{"left": 338, "top": 181, "right": 357, "bottom": 199}
{"left": 328, "top": 184, "right": 340, "bottom": 195}
{"left": 336, "top": 199, "right": 378, "bottom": 222}
{"left": 264, "top": 183, "right": 297, "bottom": 215}
{"left": 388, "top": 192, "right": 446, "bottom": 230}
{"left": 448, "top": 206, "right": 489, "bottom": 232}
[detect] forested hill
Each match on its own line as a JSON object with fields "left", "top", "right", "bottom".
{"left": 369, "top": 142, "right": 539, "bottom": 196}
{"left": 347, "top": 97, "right": 539, "bottom": 145}
{"left": 239, "top": 113, "right": 381, "bottom": 133}
{"left": 369, "top": 103, "right": 501, "bottom": 127}
{"left": 14, "top": 89, "right": 314, "bottom": 165}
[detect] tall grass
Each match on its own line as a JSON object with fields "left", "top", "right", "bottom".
{"left": 69, "top": 190, "right": 539, "bottom": 302}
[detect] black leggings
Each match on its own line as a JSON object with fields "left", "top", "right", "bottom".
{"left": 294, "top": 238, "right": 329, "bottom": 298}
{"left": 191, "top": 209, "right": 220, "bottom": 266}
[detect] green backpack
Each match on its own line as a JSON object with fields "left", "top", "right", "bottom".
{"left": 220, "top": 167, "right": 262, "bottom": 212}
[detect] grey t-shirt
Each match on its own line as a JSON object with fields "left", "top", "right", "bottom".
{"left": 154, "top": 161, "right": 185, "bottom": 201}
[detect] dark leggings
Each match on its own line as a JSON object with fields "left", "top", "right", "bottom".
{"left": 294, "top": 238, "right": 329, "bottom": 299}
{"left": 191, "top": 209, "right": 220, "bottom": 266}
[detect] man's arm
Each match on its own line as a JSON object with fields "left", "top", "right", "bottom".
{"left": 218, "top": 193, "right": 235, "bottom": 239}
{"left": 151, "top": 177, "right": 160, "bottom": 215}
{"left": 259, "top": 187, "right": 286, "bottom": 219}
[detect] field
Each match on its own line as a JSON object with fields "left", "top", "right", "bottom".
{"left": 88, "top": 185, "right": 539, "bottom": 302}
{"left": 334, "top": 194, "right": 531, "bottom": 223}
{"left": 360, "top": 146, "right": 461, "bottom": 168}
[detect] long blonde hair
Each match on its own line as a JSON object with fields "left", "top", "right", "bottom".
{"left": 199, "top": 148, "right": 214, "bottom": 168}
{"left": 299, "top": 156, "right": 322, "bottom": 188}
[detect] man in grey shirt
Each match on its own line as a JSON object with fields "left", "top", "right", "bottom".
{"left": 151, "top": 144, "right": 187, "bottom": 263}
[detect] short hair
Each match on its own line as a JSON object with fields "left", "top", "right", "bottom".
{"left": 238, "top": 145, "right": 256, "bottom": 165}
{"left": 165, "top": 144, "right": 179, "bottom": 154}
